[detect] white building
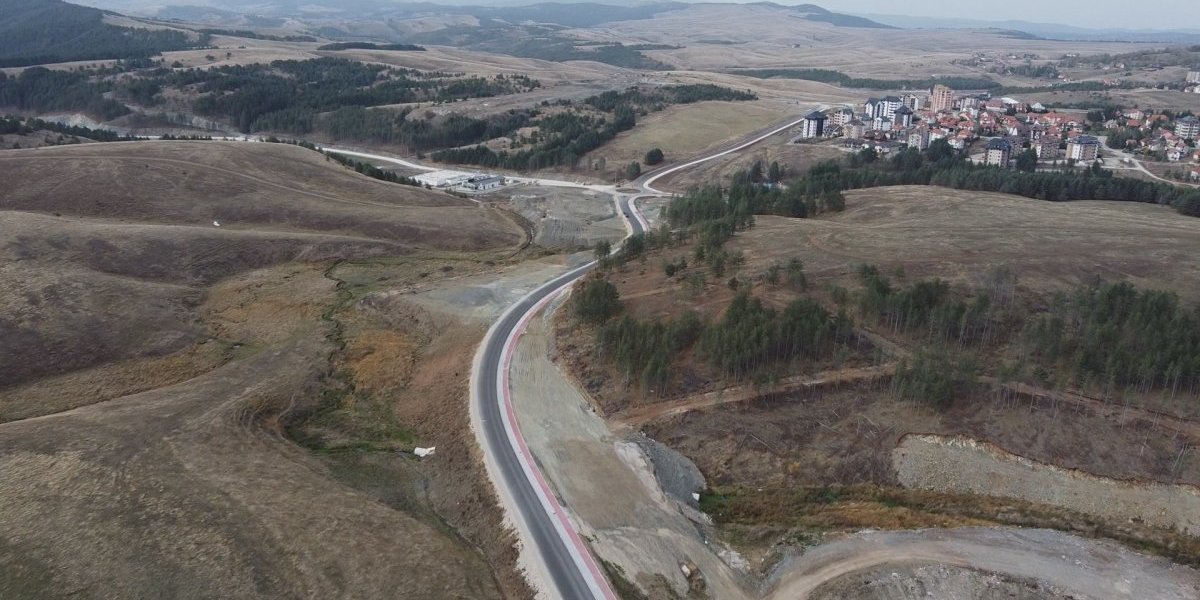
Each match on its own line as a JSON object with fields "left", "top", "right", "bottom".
{"left": 1036, "top": 136, "right": 1061, "bottom": 160}
{"left": 1188, "top": 70, "right": 1200, "bottom": 84}
{"left": 901, "top": 93, "right": 925, "bottom": 111}
{"left": 931, "top": 84, "right": 955, "bottom": 112}
{"left": 1066, "top": 135, "right": 1101, "bottom": 162}
{"left": 907, "top": 128, "right": 930, "bottom": 151}
{"left": 829, "top": 108, "right": 854, "bottom": 126}
{"left": 1176, "top": 116, "right": 1200, "bottom": 140}
{"left": 800, "top": 111, "right": 827, "bottom": 139}
{"left": 465, "top": 174, "right": 505, "bottom": 190}
{"left": 985, "top": 138, "right": 1013, "bottom": 167}
{"left": 845, "top": 119, "right": 866, "bottom": 139}
{"left": 879, "top": 96, "right": 903, "bottom": 120}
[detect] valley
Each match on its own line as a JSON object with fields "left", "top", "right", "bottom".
{"left": 2, "top": 0, "right": 1200, "bottom": 598}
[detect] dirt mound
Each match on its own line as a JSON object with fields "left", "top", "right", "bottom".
{"left": 809, "top": 564, "right": 1070, "bottom": 600}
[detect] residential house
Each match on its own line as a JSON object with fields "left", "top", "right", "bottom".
{"left": 894, "top": 105, "right": 914, "bottom": 128}
{"left": 1187, "top": 71, "right": 1200, "bottom": 84}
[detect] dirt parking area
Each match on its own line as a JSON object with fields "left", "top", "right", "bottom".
{"left": 500, "top": 185, "right": 626, "bottom": 251}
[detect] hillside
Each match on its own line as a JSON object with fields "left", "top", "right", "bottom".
{"left": 0, "top": 140, "right": 532, "bottom": 599}
{"left": 556, "top": 184, "right": 1200, "bottom": 570}
{"left": 0, "top": 0, "right": 202, "bottom": 67}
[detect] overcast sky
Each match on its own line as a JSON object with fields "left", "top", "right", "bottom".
{"left": 811, "top": 0, "right": 1193, "bottom": 30}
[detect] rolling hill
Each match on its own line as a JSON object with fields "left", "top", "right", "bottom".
{"left": 0, "top": 0, "right": 202, "bottom": 67}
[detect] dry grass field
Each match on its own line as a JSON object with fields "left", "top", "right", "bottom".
{"left": 586, "top": 100, "right": 795, "bottom": 171}
{"left": 1021, "top": 88, "right": 1200, "bottom": 113}
{"left": 0, "top": 140, "right": 532, "bottom": 599}
{"left": 569, "top": 4, "right": 1149, "bottom": 77}
{"left": 608, "top": 187, "right": 1200, "bottom": 327}
{"left": 657, "top": 138, "right": 847, "bottom": 191}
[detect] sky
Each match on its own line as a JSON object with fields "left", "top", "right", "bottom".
{"left": 793, "top": 0, "right": 1195, "bottom": 31}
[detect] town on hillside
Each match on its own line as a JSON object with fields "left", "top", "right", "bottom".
{"left": 796, "top": 73, "right": 1200, "bottom": 182}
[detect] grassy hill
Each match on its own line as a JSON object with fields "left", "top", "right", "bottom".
{"left": 0, "top": 0, "right": 202, "bottom": 67}
{"left": 0, "top": 140, "right": 528, "bottom": 598}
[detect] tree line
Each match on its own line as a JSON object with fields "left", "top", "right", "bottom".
{"left": 0, "top": 114, "right": 135, "bottom": 142}
{"left": 581, "top": 281, "right": 849, "bottom": 391}
{"left": 317, "top": 42, "right": 425, "bottom": 51}
{"left": 0, "top": 57, "right": 541, "bottom": 134}
{"left": 730, "top": 68, "right": 998, "bottom": 90}
{"left": 432, "top": 84, "right": 756, "bottom": 171}
{"left": 1, "top": 0, "right": 203, "bottom": 67}
{"left": 0, "top": 68, "right": 129, "bottom": 121}
{"left": 579, "top": 176, "right": 1200, "bottom": 404}
{"left": 199, "top": 29, "right": 316, "bottom": 43}
{"left": 1023, "top": 281, "right": 1200, "bottom": 396}
{"left": 664, "top": 167, "right": 847, "bottom": 226}
{"left": 806, "top": 140, "right": 1200, "bottom": 217}
{"left": 174, "top": 58, "right": 539, "bottom": 133}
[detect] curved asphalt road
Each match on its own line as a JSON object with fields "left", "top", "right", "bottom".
{"left": 464, "top": 109, "right": 816, "bottom": 599}
{"left": 303, "top": 111, "right": 814, "bottom": 599}
{"left": 469, "top": 209, "right": 644, "bottom": 600}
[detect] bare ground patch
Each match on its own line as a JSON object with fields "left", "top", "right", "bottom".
{"left": 895, "top": 434, "right": 1200, "bottom": 535}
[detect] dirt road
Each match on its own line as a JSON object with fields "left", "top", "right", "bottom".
{"left": 769, "top": 527, "right": 1200, "bottom": 599}
{"left": 614, "top": 364, "right": 895, "bottom": 427}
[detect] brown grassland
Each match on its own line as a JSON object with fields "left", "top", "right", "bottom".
{"left": 0, "top": 141, "right": 535, "bottom": 599}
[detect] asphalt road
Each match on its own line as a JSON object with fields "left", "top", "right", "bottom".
{"left": 310, "top": 115, "right": 812, "bottom": 598}
{"left": 462, "top": 109, "right": 822, "bottom": 599}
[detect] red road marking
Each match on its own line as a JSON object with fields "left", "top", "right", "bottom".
{"left": 500, "top": 285, "right": 619, "bottom": 600}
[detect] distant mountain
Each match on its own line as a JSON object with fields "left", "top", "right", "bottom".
{"left": 856, "top": 13, "right": 1200, "bottom": 44}
{"left": 0, "top": 0, "right": 202, "bottom": 67}
{"left": 784, "top": 3, "right": 895, "bottom": 29}
{"left": 80, "top": 0, "right": 893, "bottom": 31}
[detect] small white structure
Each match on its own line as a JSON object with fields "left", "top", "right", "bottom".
{"left": 465, "top": 175, "right": 505, "bottom": 191}
{"left": 414, "top": 169, "right": 473, "bottom": 188}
